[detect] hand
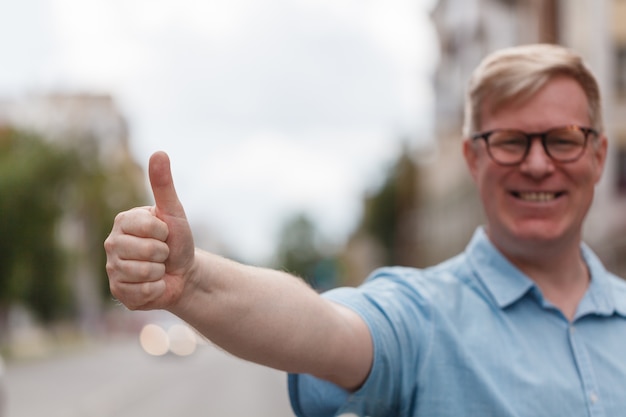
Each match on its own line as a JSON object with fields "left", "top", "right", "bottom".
{"left": 105, "top": 151, "right": 195, "bottom": 310}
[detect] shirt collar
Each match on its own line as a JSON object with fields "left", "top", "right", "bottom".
{"left": 577, "top": 244, "right": 626, "bottom": 318}
{"left": 465, "top": 227, "right": 535, "bottom": 309}
{"left": 465, "top": 227, "right": 626, "bottom": 317}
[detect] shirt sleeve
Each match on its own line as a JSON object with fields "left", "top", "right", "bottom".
{"left": 288, "top": 268, "right": 432, "bottom": 417}
{"left": 288, "top": 373, "right": 349, "bottom": 417}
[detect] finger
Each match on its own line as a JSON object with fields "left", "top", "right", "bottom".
{"left": 106, "top": 258, "right": 166, "bottom": 284}
{"left": 149, "top": 151, "right": 187, "bottom": 220}
{"left": 114, "top": 208, "right": 169, "bottom": 241}
{"left": 108, "top": 234, "right": 170, "bottom": 263}
{"left": 110, "top": 280, "right": 167, "bottom": 311}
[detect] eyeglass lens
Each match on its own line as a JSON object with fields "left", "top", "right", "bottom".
{"left": 487, "top": 127, "right": 587, "bottom": 164}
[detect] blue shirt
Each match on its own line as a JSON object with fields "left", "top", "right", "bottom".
{"left": 288, "top": 228, "right": 626, "bottom": 417}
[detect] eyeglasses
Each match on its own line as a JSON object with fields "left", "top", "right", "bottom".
{"left": 471, "top": 125, "right": 598, "bottom": 166}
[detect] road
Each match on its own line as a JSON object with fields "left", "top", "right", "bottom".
{"left": 4, "top": 336, "right": 295, "bottom": 417}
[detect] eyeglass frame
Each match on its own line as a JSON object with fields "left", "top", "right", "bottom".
{"left": 470, "top": 125, "right": 599, "bottom": 166}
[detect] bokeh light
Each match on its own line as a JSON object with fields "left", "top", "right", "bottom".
{"left": 139, "top": 324, "right": 169, "bottom": 356}
{"left": 139, "top": 322, "right": 198, "bottom": 356}
{"left": 167, "top": 324, "right": 198, "bottom": 356}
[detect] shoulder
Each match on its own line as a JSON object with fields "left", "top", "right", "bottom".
{"left": 367, "top": 252, "right": 472, "bottom": 287}
{"left": 370, "top": 253, "right": 478, "bottom": 300}
{"left": 582, "top": 243, "right": 626, "bottom": 315}
{"left": 323, "top": 252, "right": 479, "bottom": 322}
{"left": 604, "top": 271, "right": 626, "bottom": 313}
{"left": 606, "top": 272, "right": 626, "bottom": 290}
{"left": 582, "top": 243, "right": 626, "bottom": 291}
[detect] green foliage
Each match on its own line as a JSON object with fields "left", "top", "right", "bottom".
{"left": 0, "top": 128, "right": 76, "bottom": 321}
{"left": 273, "top": 214, "right": 340, "bottom": 290}
{"left": 359, "top": 144, "right": 420, "bottom": 266}
{"left": 0, "top": 127, "right": 146, "bottom": 323}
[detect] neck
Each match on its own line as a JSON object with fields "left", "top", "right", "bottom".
{"left": 491, "top": 232, "right": 590, "bottom": 321}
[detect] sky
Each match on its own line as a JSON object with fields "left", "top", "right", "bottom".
{"left": 1, "top": 0, "right": 439, "bottom": 263}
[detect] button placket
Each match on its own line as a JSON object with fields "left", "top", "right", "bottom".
{"left": 568, "top": 325, "right": 606, "bottom": 417}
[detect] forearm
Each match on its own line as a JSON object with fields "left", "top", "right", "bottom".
{"left": 169, "top": 249, "right": 372, "bottom": 390}
{"left": 105, "top": 152, "right": 372, "bottom": 390}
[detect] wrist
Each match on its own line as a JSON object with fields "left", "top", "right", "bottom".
{"left": 167, "top": 248, "right": 215, "bottom": 320}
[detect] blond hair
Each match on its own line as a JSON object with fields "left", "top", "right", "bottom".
{"left": 463, "top": 44, "right": 603, "bottom": 136}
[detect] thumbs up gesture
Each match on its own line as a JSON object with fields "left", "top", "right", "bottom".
{"left": 105, "top": 151, "right": 196, "bottom": 310}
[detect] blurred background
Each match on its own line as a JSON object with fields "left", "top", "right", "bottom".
{"left": 1, "top": 0, "right": 626, "bottom": 416}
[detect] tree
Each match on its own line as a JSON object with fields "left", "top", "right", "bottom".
{"left": 0, "top": 128, "right": 76, "bottom": 326}
{"left": 273, "top": 213, "right": 340, "bottom": 290}
{"left": 356, "top": 143, "right": 421, "bottom": 267}
{"left": 0, "top": 127, "right": 146, "bottom": 341}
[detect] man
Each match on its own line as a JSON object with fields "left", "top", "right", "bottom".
{"left": 105, "top": 44, "right": 626, "bottom": 416}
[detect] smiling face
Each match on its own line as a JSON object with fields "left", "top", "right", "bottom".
{"left": 464, "top": 76, "right": 607, "bottom": 259}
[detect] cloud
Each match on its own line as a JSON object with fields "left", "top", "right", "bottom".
{"left": 2, "top": 0, "right": 437, "bottom": 262}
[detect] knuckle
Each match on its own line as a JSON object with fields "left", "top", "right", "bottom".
{"left": 116, "top": 209, "right": 153, "bottom": 236}
{"left": 114, "top": 210, "right": 128, "bottom": 225}
{"left": 108, "top": 281, "right": 124, "bottom": 302}
{"left": 140, "top": 281, "right": 154, "bottom": 298}
{"left": 105, "top": 261, "right": 115, "bottom": 277}
{"left": 105, "top": 258, "right": 125, "bottom": 281}
{"left": 103, "top": 236, "right": 116, "bottom": 253}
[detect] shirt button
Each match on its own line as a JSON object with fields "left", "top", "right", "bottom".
{"left": 590, "top": 392, "right": 599, "bottom": 404}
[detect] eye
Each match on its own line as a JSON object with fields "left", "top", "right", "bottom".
{"left": 489, "top": 132, "right": 527, "bottom": 150}
{"left": 546, "top": 130, "right": 585, "bottom": 149}
{"left": 550, "top": 138, "right": 578, "bottom": 147}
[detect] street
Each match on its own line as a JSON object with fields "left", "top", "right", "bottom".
{"left": 4, "top": 336, "right": 294, "bottom": 417}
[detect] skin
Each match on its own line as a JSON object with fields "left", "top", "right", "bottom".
{"left": 463, "top": 76, "right": 608, "bottom": 320}
{"left": 104, "top": 151, "right": 373, "bottom": 390}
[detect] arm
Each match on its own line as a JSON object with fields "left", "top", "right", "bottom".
{"left": 104, "top": 151, "right": 372, "bottom": 390}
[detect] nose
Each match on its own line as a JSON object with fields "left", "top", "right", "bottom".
{"left": 519, "top": 137, "right": 554, "bottom": 177}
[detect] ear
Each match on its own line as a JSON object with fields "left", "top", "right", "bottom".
{"left": 463, "top": 138, "right": 480, "bottom": 182}
{"left": 592, "top": 134, "right": 609, "bottom": 184}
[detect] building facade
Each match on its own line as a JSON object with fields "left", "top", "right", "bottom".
{"left": 421, "top": 0, "right": 626, "bottom": 275}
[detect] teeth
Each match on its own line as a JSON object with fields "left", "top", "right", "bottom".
{"left": 518, "top": 192, "right": 557, "bottom": 202}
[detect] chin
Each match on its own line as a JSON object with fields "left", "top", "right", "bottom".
{"left": 491, "top": 220, "right": 574, "bottom": 250}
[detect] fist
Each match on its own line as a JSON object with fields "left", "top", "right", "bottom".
{"left": 104, "top": 151, "right": 195, "bottom": 310}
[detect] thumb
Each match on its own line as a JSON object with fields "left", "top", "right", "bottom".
{"left": 149, "top": 151, "right": 186, "bottom": 219}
